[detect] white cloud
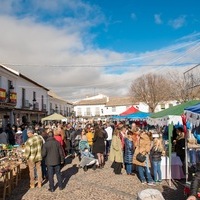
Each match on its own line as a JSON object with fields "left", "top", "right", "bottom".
{"left": 169, "top": 16, "right": 186, "bottom": 29}
{"left": 154, "top": 14, "right": 162, "bottom": 24}
{"left": 0, "top": 2, "right": 199, "bottom": 101}
{"left": 131, "top": 13, "right": 137, "bottom": 20}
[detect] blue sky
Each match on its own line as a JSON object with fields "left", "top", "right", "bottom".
{"left": 89, "top": 0, "right": 200, "bottom": 52}
{"left": 0, "top": 0, "right": 200, "bottom": 100}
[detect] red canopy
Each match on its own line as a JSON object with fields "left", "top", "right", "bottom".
{"left": 120, "top": 106, "right": 139, "bottom": 116}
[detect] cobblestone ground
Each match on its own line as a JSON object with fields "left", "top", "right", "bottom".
{"left": 7, "top": 157, "right": 186, "bottom": 200}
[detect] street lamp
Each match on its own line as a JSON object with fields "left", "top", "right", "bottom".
{"left": 32, "top": 98, "right": 36, "bottom": 109}
{"left": 6, "top": 84, "right": 14, "bottom": 98}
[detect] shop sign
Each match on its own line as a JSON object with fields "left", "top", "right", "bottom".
{"left": 0, "top": 88, "right": 6, "bottom": 102}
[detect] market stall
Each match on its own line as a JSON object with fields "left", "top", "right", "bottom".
{"left": 184, "top": 103, "right": 200, "bottom": 183}
{"left": 147, "top": 100, "right": 200, "bottom": 186}
{"left": 119, "top": 106, "right": 139, "bottom": 116}
{"left": 41, "top": 113, "right": 67, "bottom": 123}
{"left": 0, "top": 144, "right": 26, "bottom": 200}
{"left": 161, "top": 154, "right": 185, "bottom": 180}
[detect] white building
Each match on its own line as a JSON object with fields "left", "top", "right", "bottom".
{"left": 73, "top": 94, "right": 180, "bottom": 120}
{"left": 48, "top": 91, "right": 73, "bottom": 117}
{"left": 0, "top": 64, "right": 73, "bottom": 128}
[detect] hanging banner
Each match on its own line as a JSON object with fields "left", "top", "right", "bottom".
{"left": 0, "top": 88, "right": 6, "bottom": 101}
{"left": 9, "top": 92, "right": 17, "bottom": 104}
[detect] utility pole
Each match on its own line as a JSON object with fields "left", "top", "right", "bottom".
{"left": 183, "top": 63, "right": 200, "bottom": 101}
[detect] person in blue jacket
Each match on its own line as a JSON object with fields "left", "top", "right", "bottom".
{"left": 124, "top": 130, "right": 134, "bottom": 175}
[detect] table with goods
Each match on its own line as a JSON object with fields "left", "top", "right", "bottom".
{"left": 0, "top": 144, "right": 27, "bottom": 200}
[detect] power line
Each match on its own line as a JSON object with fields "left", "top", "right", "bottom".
{"left": 2, "top": 39, "right": 200, "bottom": 68}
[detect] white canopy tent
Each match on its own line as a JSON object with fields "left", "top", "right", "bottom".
{"left": 41, "top": 113, "right": 67, "bottom": 123}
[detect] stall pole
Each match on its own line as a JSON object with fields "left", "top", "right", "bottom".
{"left": 168, "top": 122, "right": 173, "bottom": 187}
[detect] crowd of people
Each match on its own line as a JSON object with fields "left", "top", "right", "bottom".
{"left": 0, "top": 120, "right": 192, "bottom": 197}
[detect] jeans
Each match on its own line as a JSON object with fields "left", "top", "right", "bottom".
{"left": 106, "top": 140, "right": 112, "bottom": 155}
{"left": 152, "top": 160, "right": 162, "bottom": 181}
{"left": 47, "top": 164, "right": 62, "bottom": 190}
{"left": 137, "top": 165, "right": 154, "bottom": 183}
{"left": 27, "top": 161, "right": 42, "bottom": 187}
{"left": 188, "top": 149, "right": 196, "bottom": 165}
{"left": 125, "top": 163, "right": 132, "bottom": 174}
{"left": 41, "top": 159, "right": 47, "bottom": 179}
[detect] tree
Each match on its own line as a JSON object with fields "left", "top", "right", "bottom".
{"left": 130, "top": 73, "right": 172, "bottom": 113}
{"left": 167, "top": 70, "right": 200, "bottom": 102}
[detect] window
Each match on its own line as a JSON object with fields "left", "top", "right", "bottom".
{"left": 8, "top": 80, "right": 12, "bottom": 91}
{"left": 112, "top": 107, "right": 116, "bottom": 112}
{"left": 33, "top": 91, "right": 36, "bottom": 101}
{"left": 77, "top": 108, "right": 82, "bottom": 116}
{"left": 86, "top": 107, "right": 91, "bottom": 116}
{"left": 169, "top": 103, "right": 173, "bottom": 108}
{"left": 95, "top": 107, "right": 100, "bottom": 115}
{"left": 160, "top": 104, "right": 165, "bottom": 110}
{"left": 22, "top": 88, "right": 25, "bottom": 107}
{"left": 41, "top": 95, "right": 44, "bottom": 110}
{"left": 55, "top": 104, "right": 58, "bottom": 112}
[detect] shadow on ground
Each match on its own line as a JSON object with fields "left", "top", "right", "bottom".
{"left": 162, "top": 179, "right": 186, "bottom": 200}
{"left": 55, "top": 164, "right": 79, "bottom": 190}
{"left": 7, "top": 167, "right": 30, "bottom": 200}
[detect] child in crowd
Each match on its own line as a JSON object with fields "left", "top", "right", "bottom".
{"left": 79, "top": 147, "right": 98, "bottom": 171}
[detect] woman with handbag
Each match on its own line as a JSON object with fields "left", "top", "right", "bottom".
{"left": 133, "top": 130, "right": 155, "bottom": 185}
{"left": 109, "top": 127, "right": 123, "bottom": 174}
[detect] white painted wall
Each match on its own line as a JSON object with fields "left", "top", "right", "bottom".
{"left": 0, "top": 67, "right": 18, "bottom": 93}
{"left": 16, "top": 77, "right": 48, "bottom": 110}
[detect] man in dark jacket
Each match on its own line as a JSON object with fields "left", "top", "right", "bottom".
{"left": 42, "top": 131, "right": 64, "bottom": 192}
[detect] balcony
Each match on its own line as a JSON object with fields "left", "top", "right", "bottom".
{"left": 95, "top": 112, "right": 100, "bottom": 116}
{"left": 83, "top": 112, "right": 92, "bottom": 117}
{"left": 0, "top": 88, "right": 17, "bottom": 105}
{"left": 42, "top": 104, "right": 47, "bottom": 111}
{"left": 33, "top": 102, "right": 39, "bottom": 110}
{"left": 50, "top": 109, "right": 55, "bottom": 114}
{"left": 22, "top": 100, "right": 30, "bottom": 108}
{"left": 77, "top": 112, "right": 82, "bottom": 117}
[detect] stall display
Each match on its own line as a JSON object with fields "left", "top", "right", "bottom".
{"left": 160, "top": 154, "right": 185, "bottom": 180}
{"left": 0, "top": 144, "right": 26, "bottom": 200}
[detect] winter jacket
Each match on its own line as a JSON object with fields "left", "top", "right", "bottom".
{"left": 133, "top": 132, "right": 151, "bottom": 167}
{"left": 79, "top": 140, "right": 90, "bottom": 152}
{"left": 175, "top": 134, "right": 185, "bottom": 163}
{"left": 124, "top": 137, "right": 134, "bottom": 164}
{"left": 86, "top": 131, "right": 94, "bottom": 146}
{"left": 42, "top": 137, "right": 64, "bottom": 166}
{"left": 109, "top": 134, "right": 123, "bottom": 163}
{"left": 151, "top": 147, "right": 162, "bottom": 162}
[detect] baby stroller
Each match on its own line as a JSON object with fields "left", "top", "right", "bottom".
{"left": 79, "top": 138, "right": 98, "bottom": 171}
{"left": 72, "top": 134, "right": 82, "bottom": 159}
